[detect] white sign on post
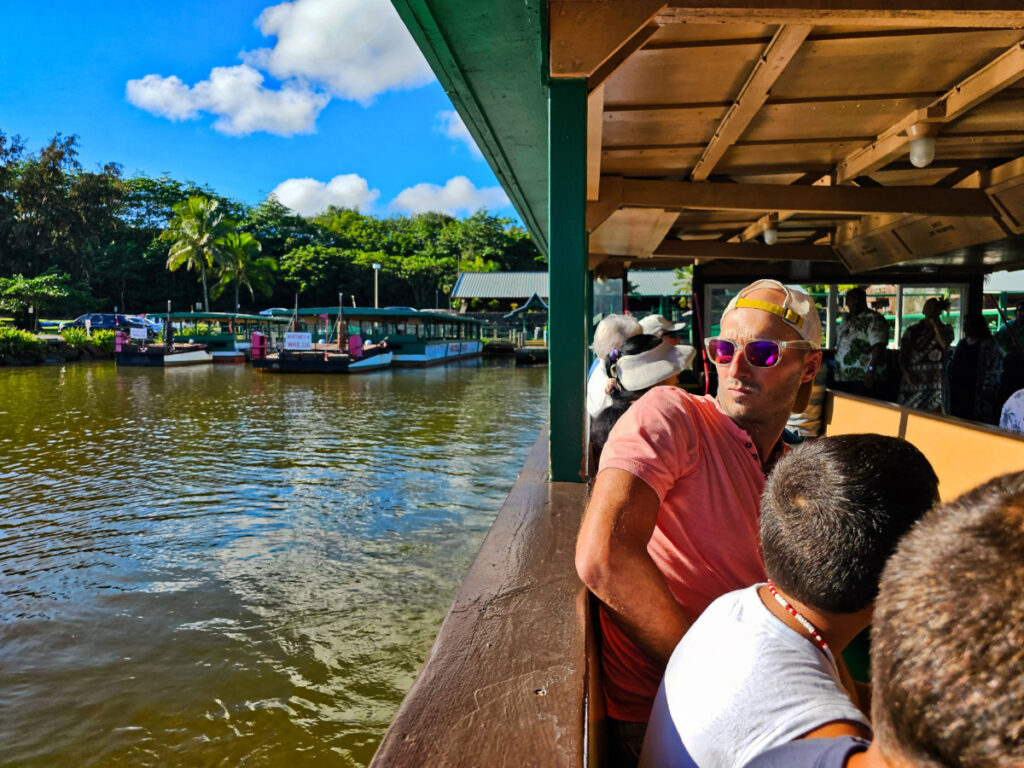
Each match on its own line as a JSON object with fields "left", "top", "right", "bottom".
{"left": 84, "top": 318, "right": 92, "bottom": 335}
{"left": 284, "top": 332, "right": 313, "bottom": 350}
{"left": 129, "top": 327, "right": 147, "bottom": 340}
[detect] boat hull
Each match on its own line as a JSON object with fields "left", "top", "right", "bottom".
{"left": 391, "top": 340, "right": 483, "bottom": 367}
{"left": 252, "top": 349, "right": 393, "bottom": 373}
{"left": 116, "top": 345, "right": 212, "bottom": 367}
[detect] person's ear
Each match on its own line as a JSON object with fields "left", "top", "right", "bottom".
{"left": 801, "top": 350, "right": 822, "bottom": 383}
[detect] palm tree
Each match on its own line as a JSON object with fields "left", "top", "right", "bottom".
{"left": 161, "top": 196, "right": 233, "bottom": 311}
{"left": 211, "top": 232, "right": 276, "bottom": 311}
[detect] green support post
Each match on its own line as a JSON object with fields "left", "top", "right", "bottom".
{"left": 548, "top": 78, "right": 588, "bottom": 482}
{"left": 585, "top": 270, "right": 595, "bottom": 367}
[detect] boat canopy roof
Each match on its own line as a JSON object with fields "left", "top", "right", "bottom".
{"left": 268, "top": 306, "right": 485, "bottom": 324}
{"left": 395, "top": 0, "right": 1024, "bottom": 280}
{"left": 164, "top": 311, "right": 289, "bottom": 323}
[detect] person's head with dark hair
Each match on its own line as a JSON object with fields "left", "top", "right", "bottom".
{"left": 922, "top": 296, "right": 950, "bottom": 319}
{"left": 761, "top": 434, "right": 938, "bottom": 614}
{"left": 868, "top": 470, "right": 1024, "bottom": 768}
{"left": 1015, "top": 298, "right": 1024, "bottom": 319}
{"left": 845, "top": 286, "right": 868, "bottom": 315}
{"left": 604, "top": 333, "right": 663, "bottom": 378}
{"left": 962, "top": 312, "right": 993, "bottom": 341}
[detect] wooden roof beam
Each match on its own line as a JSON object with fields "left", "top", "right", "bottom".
{"left": 656, "top": 2, "right": 1024, "bottom": 27}
{"left": 587, "top": 85, "right": 604, "bottom": 201}
{"left": 549, "top": 1, "right": 665, "bottom": 79}
{"left": 690, "top": 24, "right": 812, "bottom": 181}
{"left": 837, "top": 40, "right": 1024, "bottom": 183}
{"left": 654, "top": 240, "right": 839, "bottom": 262}
{"left": 618, "top": 178, "right": 997, "bottom": 217}
{"left": 586, "top": 176, "right": 623, "bottom": 233}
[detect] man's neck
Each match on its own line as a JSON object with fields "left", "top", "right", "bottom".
{"left": 758, "top": 585, "right": 871, "bottom": 655}
{"left": 731, "top": 415, "right": 787, "bottom": 466}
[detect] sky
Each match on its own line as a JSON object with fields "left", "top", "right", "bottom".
{"left": 0, "top": 0, "right": 515, "bottom": 220}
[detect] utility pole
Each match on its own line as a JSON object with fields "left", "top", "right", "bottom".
{"left": 373, "top": 263, "right": 381, "bottom": 308}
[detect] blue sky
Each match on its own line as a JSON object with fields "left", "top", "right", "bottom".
{"left": 0, "top": 0, "right": 514, "bottom": 220}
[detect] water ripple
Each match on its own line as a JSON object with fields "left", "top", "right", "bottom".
{"left": 0, "top": 359, "right": 547, "bottom": 767}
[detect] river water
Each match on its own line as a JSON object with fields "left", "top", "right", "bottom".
{"left": 0, "top": 358, "right": 548, "bottom": 767}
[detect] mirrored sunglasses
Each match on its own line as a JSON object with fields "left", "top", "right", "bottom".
{"left": 704, "top": 337, "right": 812, "bottom": 368}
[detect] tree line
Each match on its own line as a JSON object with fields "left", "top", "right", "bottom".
{"left": 0, "top": 132, "right": 544, "bottom": 327}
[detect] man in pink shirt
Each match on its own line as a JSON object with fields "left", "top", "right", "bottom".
{"left": 575, "top": 279, "right": 823, "bottom": 765}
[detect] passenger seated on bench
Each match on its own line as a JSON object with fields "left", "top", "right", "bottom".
{"left": 639, "top": 434, "right": 938, "bottom": 768}
{"left": 590, "top": 334, "right": 695, "bottom": 461}
{"left": 744, "top": 469, "right": 1024, "bottom": 768}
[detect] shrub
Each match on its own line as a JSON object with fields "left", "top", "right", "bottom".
{"left": 60, "top": 326, "right": 90, "bottom": 349}
{"left": 0, "top": 326, "right": 45, "bottom": 361}
{"left": 91, "top": 329, "right": 116, "bottom": 353}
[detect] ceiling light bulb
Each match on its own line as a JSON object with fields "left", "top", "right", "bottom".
{"left": 908, "top": 136, "right": 936, "bottom": 168}
{"left": 763, "top": 226, "right": 778, "bottom": 246}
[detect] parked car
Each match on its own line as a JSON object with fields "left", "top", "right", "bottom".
{"left": 60, "top": 314, "right": 155, "bottom": 336}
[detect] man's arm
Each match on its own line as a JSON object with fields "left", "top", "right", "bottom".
{"left": 575, "top": 467, "right": 690, "bottom": 665}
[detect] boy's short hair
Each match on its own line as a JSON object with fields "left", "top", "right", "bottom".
{"left": 871, "top": 471, "right": 1024, "bottom": 768}
{"left": 760, "top": 434, "right": 938, "bottom": 614}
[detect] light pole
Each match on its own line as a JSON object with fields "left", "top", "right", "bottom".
{"left": 373, "top": 262, "right": 381, "bottom": 309}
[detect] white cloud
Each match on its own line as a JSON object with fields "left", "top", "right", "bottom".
{"left": 437, "top": 110, "right": 482, "bottom": 158}
{"left": 270, "top": 174, "right": 381, "bottom": 216}
{"left": 246, "top": 0, "right": 435, "bottom": 104}
{"left": 126, "top": 65, "right": 329, "bottom": 136}
{"left": 390, "top": 176, "right": 510, "bottom": 216}
{"left": 126, "top": 0, "right": 434, "bottom": 135}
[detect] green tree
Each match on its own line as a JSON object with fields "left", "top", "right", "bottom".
{"left": 161, "top": 196, "right": 234, "bottom": 311}
{"left": 0, "top": 271, "right": 79, "bottom": 330}
{"left": 3, "top": 134, "right": 124, "bottom": 286}
{"left": 212, "top": 232, "right": 276, "bottom": 311}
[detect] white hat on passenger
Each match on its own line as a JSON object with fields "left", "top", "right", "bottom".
{"left": 640, "top": 314, "right": 688, "bottom": 337}
{"left": 613, "top": 340, "right": 696, "bottom": 392}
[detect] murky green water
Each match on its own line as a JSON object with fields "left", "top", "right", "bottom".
{"left": 0, "top": 359, "right": 547, "bottom": 767}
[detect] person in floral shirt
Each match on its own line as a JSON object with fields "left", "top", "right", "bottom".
{"left": 999, "top": 387, "right": 1024, "bottom": 435}
{"left": 833, "top": 287, "right": 889, "bottom": 397}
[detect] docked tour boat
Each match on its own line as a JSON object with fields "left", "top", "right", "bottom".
{"left": 261, "top": 306, "right": 484, "bottom": 368}
{"left": 115, "top": 342, "right": 212, "bottom": 367}
{"left": 166, "top": 311, "right": 289, "bottom": 363}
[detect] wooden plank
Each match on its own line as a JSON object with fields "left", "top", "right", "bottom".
{"left": 370, "top": 430, "right": 591, "bottom": 767}
{"left": 657, "top": 3, "right": 1024, "bottom": 27}
{"left": 589, "top": 207, "right": 681, "bottom": 258}
{"left": 837, "top": 40, "right": 1024, "bottom": 182}
{"left": 825, "top": 392, "right": 1024, "bottom": 501}
{"left": 586, "top": 175, "right": 624, "bottom": 232}
{"left": 549, "top": 0, "right": 665, "bottom": 78}
{"left": 619, "top": 177, "right": 997, "bottom": 216}
{"left": 587, "top": 85, "right": 605, "bottom": 201}
{"left": 692, "top": 24, "right": 812, "bottom": 181}
{"left": 588, "top": 24, "right": 661, "bottom": 90}
{"left": 655, "top": 239, "right": 838, "bottom": 260}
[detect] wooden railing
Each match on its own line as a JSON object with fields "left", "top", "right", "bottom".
{"left": 824, "top": 390, "right": 1024, "bottom": 500}
{"left": 371, "top": 429, "right": 593, "bottom": 767}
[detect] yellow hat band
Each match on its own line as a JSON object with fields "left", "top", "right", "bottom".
{"left": 734, "top": 297, "right": 803, "bottom": 328}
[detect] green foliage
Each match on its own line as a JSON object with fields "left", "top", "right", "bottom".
{"left": 1, "top": 133, "right": 124, "bottom": 284}
{"left": 211, "top": 231, "right": 275, "bottom": 309}
{"left": 60, "top": 326, "right": 90, "bottom": 349}
{"left": 0, "top": 271, "right": 84, "bottom": 328}
{"left": 0, "top": 325, "right": 45, "bottom": 360}
{"left": 91, "top": 329, "right": 115, "bottom": 352}
{"left": 0, "top": 133, "right": 542, "bottom": 314}
{"left": 161, "top": 196, "right": 235, "bottom": 311}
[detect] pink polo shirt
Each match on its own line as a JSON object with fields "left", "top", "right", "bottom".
{"left": 597, "top": 387, "right": 773, "bottom": 721}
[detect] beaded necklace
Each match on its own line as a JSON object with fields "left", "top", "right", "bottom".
{"left": 766, "top": 580, "right": 830, "bottom": 652}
